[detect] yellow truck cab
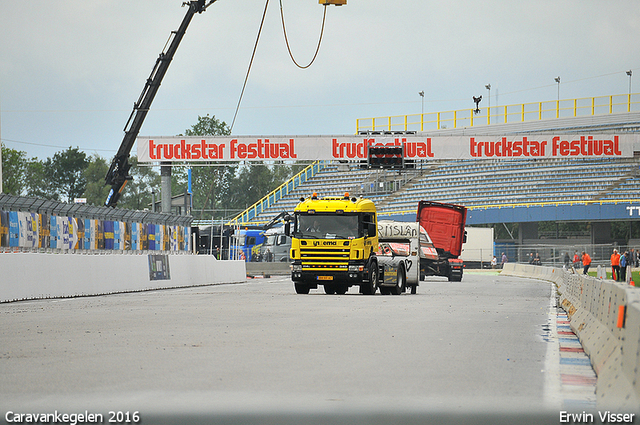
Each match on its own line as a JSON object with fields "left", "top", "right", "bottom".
{"left": 287, "top": 192, "right": 378, "bottom": 295}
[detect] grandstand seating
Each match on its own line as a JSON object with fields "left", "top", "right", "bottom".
{"left": 250, "top": 155, "right": 640, "bottom": 223}
{"left": 233, "top": 107, "right": 640, "bottom": 224}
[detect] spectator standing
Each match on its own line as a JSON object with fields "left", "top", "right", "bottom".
{"left": 582, "top": 251, "right": 591, "bottom": 275}
{"left": 491, "top": 256, "right": 498, "bottom": 269}
{"left": 533, "top": 252, "right": 541, "bottom": 266}
{"left": 611, "top": 249, "right": 621, "bottom": 281}
{"left": 564, "top": 252, "right": 571, "bottom": 268}
{"left": 620, "top": 251, "right": 628, "bottom": 282}
{"left": 501, "top": 252, "right": 508, "bottom": 268}
{"left": 573, "top": 251, "right": 581, "bottom": 269}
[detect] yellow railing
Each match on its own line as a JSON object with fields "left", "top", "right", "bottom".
{"left": 356, "top": 93, "right": 639, "bottom": 133}
{"left": 227, "top": 161, "right": 327, "bottom": 226}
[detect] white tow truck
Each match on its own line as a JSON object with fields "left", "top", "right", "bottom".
{"left": 376, "top": 220, "right": 439, "bottom": 295}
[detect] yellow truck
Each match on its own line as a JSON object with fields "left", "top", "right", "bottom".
{"left": 287, "top": 193, "right": 379, "bottom": 295}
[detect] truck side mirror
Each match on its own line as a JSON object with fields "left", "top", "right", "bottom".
{"left": 284, "top": 222, "right": 291, "bottom": 237}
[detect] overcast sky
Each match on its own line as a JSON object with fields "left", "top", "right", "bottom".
{"left": 1, "top": 0, "right": 639, "bottom": 160}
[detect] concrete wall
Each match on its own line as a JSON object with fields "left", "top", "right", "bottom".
{"left": 246, "top": 261, "right": 290, "bottom": 276}
{"left": 502, "top": 263, "right": 640, "bottom": 410}
{"left": 0, "top": 253, "right": 246, "bottom": 303}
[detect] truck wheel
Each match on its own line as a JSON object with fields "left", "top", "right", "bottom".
{"left": 324, "top": 284, "right": 336, "bottom": 295}
{"left": 335, "top": 285, "right": 348, "bottom": 295}
{"left": 362, "top": 262, "right": 378, "bottom": 295}
{"left": 391, "top": 266, "right": 405, "bottom": 295}
{"left": 448, "top": 272, "right": 463, "bottom": 282}
{"left": 294, "top": 283, "right": 310, "bottom": 294}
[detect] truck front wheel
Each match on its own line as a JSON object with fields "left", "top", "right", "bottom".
{"left": 362, "top": 262, "right": 378, "bottom": 295}
{"left": 294, "top": 282, "right": 310, "bottom": 294}
{"left": 448, "top": 270, "right": 463, "bottom": 282}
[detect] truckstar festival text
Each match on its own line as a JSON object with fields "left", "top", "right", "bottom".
{"left": 137, "top": 134, "right": 636, "bottom": 162}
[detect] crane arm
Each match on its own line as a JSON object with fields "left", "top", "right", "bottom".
{"left": 105, "top": 0, "right": 216, "bottom": 207}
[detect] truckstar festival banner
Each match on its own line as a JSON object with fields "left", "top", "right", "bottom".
{"left": 137, "top": 134, "right": 638, "bottom": 163}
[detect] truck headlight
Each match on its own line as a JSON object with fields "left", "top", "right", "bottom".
{"left": 292, "top": 264, "right": 302, "bottom": 272}
{"left": 348, "top": 265, "right": 364, "bottom": 272}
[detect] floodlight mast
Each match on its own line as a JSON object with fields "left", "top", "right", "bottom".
{"left": 104, "top": 0, "right": 217, "bottom": 207}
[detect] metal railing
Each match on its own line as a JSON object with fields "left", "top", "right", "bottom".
{"left": 356, "top": 93, "right": 640, "bottom": 132}
{"left": 497, "top": 242, "right": 640, "bottom": 270}
{"left": 0, "top": 193, "right": 192, "bottom": 253}
{"left": 227, "top": 161, "right": 327, "bottom": 226}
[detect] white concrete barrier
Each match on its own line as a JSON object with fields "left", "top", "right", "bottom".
{"left": 501, "top": 263, "right": 640, "bottom": 410}
{"left": 0, "top": 252, "right": 246, "bottom": 303}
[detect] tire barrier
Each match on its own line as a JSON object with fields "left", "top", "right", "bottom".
{"left": 501, "top": 263, "right": 640, "bottom": 410}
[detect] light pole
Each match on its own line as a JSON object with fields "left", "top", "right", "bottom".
{"left": 418, "top": 91, "right": 424, "bottom": 131}
{"left": 627, "top": 70, "right": 633, "bottom": 112}
{"left": 554, "top": 77, "right": 561, "bottom": 118}
{"left": 485, "top": 84, "right": 491, "bottom": 124}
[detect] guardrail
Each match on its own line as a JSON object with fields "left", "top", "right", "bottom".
{"left": 0, "top": 194, "right": 192, "bottom": 252}
{"left": 356, "top": 93, "right": 640, "bottom": 133}
{"left": 501, "top": 262, "right": 640, "bottom": 410}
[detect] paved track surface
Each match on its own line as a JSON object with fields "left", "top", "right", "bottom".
{"left": 0, "top": 272, "right": 592, "bottom": 423}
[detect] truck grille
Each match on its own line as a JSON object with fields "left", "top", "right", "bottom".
{"left": 300, "top": 247, "right": 350, "bottom": 271}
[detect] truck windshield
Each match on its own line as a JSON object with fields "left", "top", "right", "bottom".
{"left": 296, "top": 213, "right": 360, "bottom": 239}
{"left": 264, "top": 235, "right": 276, "bottom": 246}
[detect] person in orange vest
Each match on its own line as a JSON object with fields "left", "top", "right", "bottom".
{"left": 581, "top": 251, "right": 591, "bottom": 275}
{"left": 611, "top": 249, "right": 621, "bottom": 281}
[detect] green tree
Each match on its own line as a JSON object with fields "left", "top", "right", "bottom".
{"left": 118, "top": 156, "right": 161, "bottom": 211}
{"left": 226, "top": 163, "right": 279, "bottom": 211}
{"left": 184, "top": 114, "right": 230, "bottom": 137}
{"left": 24, "top": 158, "right": 57, "bottom": 200}
{"left": 82, "top": 155, "right": 110, "bottom": 206}
{"left": 1, "top": 144, "right": 27, "bottom": 195}
{"left": 50, "top": 147, "right": 89, "bottom": 202}
{"left": 182, "top": 114, "right": 236, "bottom": 220}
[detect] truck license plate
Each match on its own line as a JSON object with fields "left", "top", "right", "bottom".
{"left": 317, "top": 276, "right": 333, "bottom": 281}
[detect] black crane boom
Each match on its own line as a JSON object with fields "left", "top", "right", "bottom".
{"left": 105, "top": 0, "right": 214, "bottom": 207}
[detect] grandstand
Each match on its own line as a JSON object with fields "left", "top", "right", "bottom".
{"left": 230, "top": 93, "right": 640, "bottom": 228}
{"left": 241, "top": 155, "right": 640, "bottom": 222}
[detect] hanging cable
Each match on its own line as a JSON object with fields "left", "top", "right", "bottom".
{"left": 230, "top": 0, "right": 270, "bottom": 133}
{"left": 280, "top": 0, "right": 327, "bottom": 69}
